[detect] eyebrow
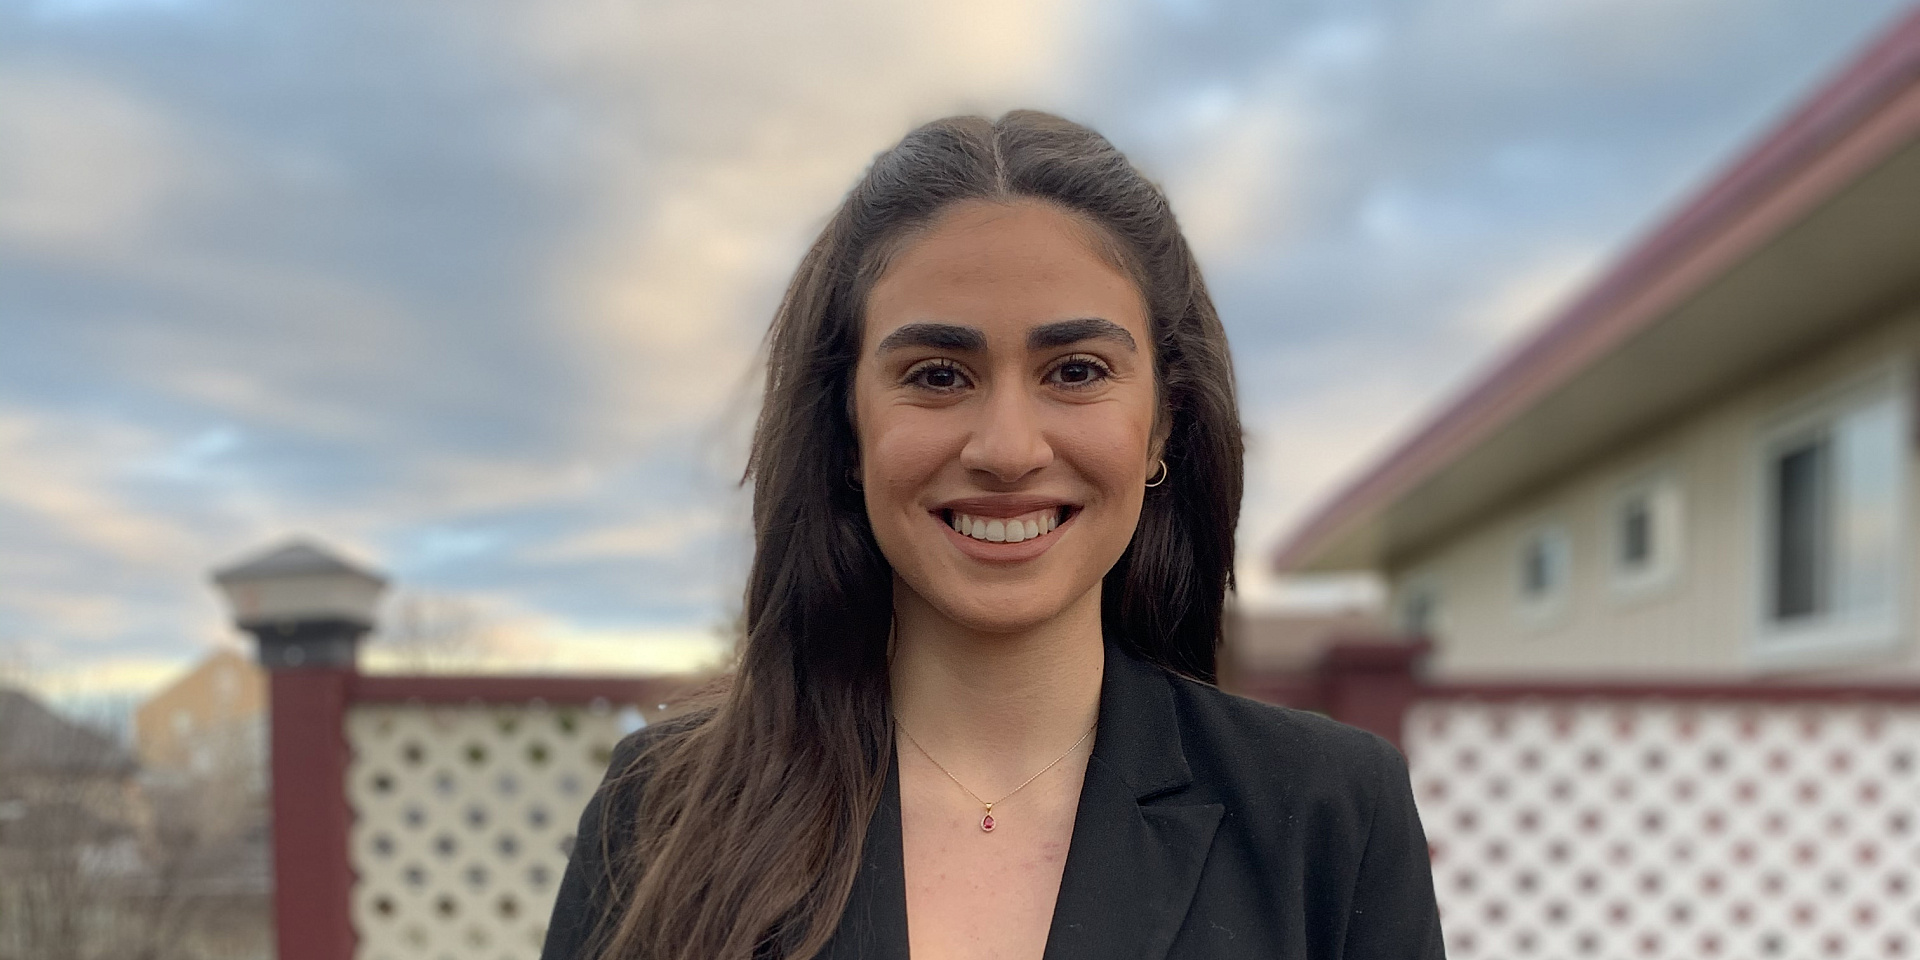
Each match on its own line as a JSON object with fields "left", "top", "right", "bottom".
{"left": 874, "top": 317, "right": 1137, "bottom": 354}
{"left": 875, "top": 323, "right": 986, "bottom": 354}
{"left": 1027, "top": 317, "right": 1136, "bottom": 352}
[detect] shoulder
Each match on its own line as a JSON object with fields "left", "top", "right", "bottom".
{"left": 578, "top": 712, "right": 708, "bottom": 849}
{"left": 1153, "top": 674, "right": 1445, "bottom": 954}
{"left": 599, "top": 712, "right": 705, "bottom": 800}
{"left": 1160, "top": 669, "right": 1407, "bottom": 811}
{"left": 604, "top": 719, "right": 678, "bottom": 779}
{"left": 543, "top": 718, "right": 699, "bottom": 960}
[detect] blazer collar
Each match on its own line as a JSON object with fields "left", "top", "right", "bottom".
{"left": 824, "top": 642, "right": 1224, "bottom": 960}
{"left": 1039, "top": 641, "right": 1224, "bottom": 960}
{"left": 1084, "top": 640, "right": 1197, "bottom": 800}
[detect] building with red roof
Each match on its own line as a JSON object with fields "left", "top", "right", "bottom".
{"left": 1271, "top": 9, "right": 1920, "bottom": 680}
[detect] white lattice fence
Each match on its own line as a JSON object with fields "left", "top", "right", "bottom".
{"left": 1408, "top": 697, "right": 1920, "bottom": 959}
{"left": 345, "top": 701, "right": 642, "bottom": 960}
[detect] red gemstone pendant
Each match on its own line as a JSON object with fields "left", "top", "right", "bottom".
{"left": 980, "top": 813, "right": 996, "bottom": 832}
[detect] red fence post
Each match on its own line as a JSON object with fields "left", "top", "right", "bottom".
{"left": 1316, "top": 639, "right": 1430, "bottom": 753}
{"left": 264, "top": 660, "right": 357, "bottom": 960}
{"left": 213, "top": 541, "right": 386, "bottom": 960}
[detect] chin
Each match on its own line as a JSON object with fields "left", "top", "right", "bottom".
{"left": 945, "top": 604, "right": 1065, "bottom": 637}
{"left": 901, "top": 576, "right": 1080, "bottom": 637}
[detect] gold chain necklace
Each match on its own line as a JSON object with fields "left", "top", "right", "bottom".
{"left": 896, "top": 719, "right": 1096, "bottom": 833}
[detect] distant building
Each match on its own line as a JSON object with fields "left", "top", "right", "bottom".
{"left": 4, "top": 677, "right": 273, "bottom": 959}
{"left": 0, "top": 685, "right": 155, "bottom": 956}
{"left": 0, "top": 685, "right": 146, "bottom": 841}
{"left": 1271, "top": 13, "right": 1920, "bottom": 681}
{"left": 1223, "top": 607, "right": 1389, "bottom": 677}
{"left": 135, "top": 648, "right": 267, "bottom": 788}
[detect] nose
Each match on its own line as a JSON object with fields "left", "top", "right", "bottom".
{"left": 959, "top": 383, "right": 1053, "bottom": 483}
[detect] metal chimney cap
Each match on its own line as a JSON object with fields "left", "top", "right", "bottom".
{"left": 212, "top": 538, "right": 387, "bottom": 588}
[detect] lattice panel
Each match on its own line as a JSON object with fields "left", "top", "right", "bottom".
{"left": 345, "top": 701, "right": 642, "bottom": 960}
{"left": 1408, "top": 698, "right": 1920, "bottom": 959}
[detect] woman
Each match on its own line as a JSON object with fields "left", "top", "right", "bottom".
{"left": 543, "top": 110, "right": 1443, "bottom": 960}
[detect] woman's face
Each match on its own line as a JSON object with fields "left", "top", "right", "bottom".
{"left": 852, "top": 199, "right": 1162, "bottom": 636}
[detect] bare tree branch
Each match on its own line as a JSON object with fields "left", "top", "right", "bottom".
{"left": 367, "top": 590, "right": 497, "bottom": 672}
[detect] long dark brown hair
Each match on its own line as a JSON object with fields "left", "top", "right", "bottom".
{"left": 590, "top": 110, "right": 1243, "bottom": 960}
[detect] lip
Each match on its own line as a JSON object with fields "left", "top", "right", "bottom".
{"left": 932, "top": 494, "right": 1079, "bottom": 518}
{"left": 930, "top": 498, "right": 1080, "bottom": 564}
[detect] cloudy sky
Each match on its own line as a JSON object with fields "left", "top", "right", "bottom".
{"left": 3, "top": 0, "right": 1912, "bottom": 701}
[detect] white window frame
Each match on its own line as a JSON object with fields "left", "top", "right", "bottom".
{"left": 1513, "top": 520, "right": 1572, "bottom": 630}
{"left": 1749, "top": 361, "right": 1912, "bottom": 669}
{"left": 1606, "top": 466, "right": 1684, "bottom": 601}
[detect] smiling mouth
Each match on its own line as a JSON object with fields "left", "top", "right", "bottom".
{"left": 938, "top": 506, "right": 1077, "bottom": 544}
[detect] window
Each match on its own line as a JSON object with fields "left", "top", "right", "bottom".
{"left": 1771, "top": 439, "right": 1828, "bottom": 620}
{"left": 1620, "top": 497, "right": 1651, "bottom": 567}
{"left": 1755, "top": 369, "right": 1909, "bottom": 663}
{"left": 1515, "top": 522, "right": 1571, "bottom": 626}
{"left": 1397, "top": 580, "right": 1439, "bottom": 637}
{"left": 1608, "top": 469, "right": 1683, "bottom": 597}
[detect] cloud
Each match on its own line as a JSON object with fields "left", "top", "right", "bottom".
{"left": 1425, "top": 0, "right": 1741, "bottom": 81}
{"left": 28, "top": 655, "right": 196, "bottom": 708}
{"left": 1161, "top": 86, "right": 1313, "bottom": 266}
{"left": 0, "top": 408, "right": 196, "bottom": 565}
{"left": 1234, "top": 347, "right": 1440, "bottom": 598}
{"left": 528, "top": 507, "right": 731, "bottom": 564}
{"left": 3, "top": 0, "right": 1913, "bottom": 672}
{"left": 503, "top": 0, "right": 1089, "bottom": 447}
{"left": 438, "top": 617, "right": 730, "bottom": 677}
{"left": 1452, "top": 244, "right": 1604, "bottom": 344}
{"left": 0, "top": 64, "right": 197, "bottom": 252}
{"left": 360, "top": 589, "right": 732, "bottom": 677}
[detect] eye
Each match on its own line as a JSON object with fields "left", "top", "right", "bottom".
{"left": 1047, "top": 354, "right": 1113, "bottom": 389}
{"left": 903, "top": 359, "right": 971, "bottom": 392}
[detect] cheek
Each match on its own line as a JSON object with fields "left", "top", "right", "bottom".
{"left": 858, "top": 408, "right": 961, "bottom": 505}
{"left": 1062, "top": 433, "right": 1149, "bottom": 509}
{"left": 1058, "top": 402, "right": 1156, "bottom": 481}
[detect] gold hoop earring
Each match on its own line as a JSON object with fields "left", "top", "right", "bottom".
{"left": 1145, "top": 459, "right": 1168, "bottom": 488}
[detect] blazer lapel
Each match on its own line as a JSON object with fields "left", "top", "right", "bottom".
{"left": 822, "top": 643, "right": 1222, "bottom": 960}
{"left": 820, "top": 744, "right": 909, "bottom": 960}
{"left": 1041, "top": 644, "right": 1223, "bottom": 960}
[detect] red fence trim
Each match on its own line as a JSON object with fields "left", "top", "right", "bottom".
{"left": 1230, "top": 639, "right": 1920, "bottom": 752}
{"left": 348, "top": 674, "right": 694, "bottom": 706}
{"left": 1417, "top": 681, "right": 1920, "bottom": 703}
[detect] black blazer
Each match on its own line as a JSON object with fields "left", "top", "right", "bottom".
{"left": 543, "top": 642, "right": 1445, "bottom": 959}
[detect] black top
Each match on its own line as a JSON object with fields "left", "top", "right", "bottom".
{"left": 542, "top": 642, "right": 1446, "bottom": 959}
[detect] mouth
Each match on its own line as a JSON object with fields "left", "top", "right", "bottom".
{"left": 934, "top": 504, "right": 1079, "bottom": 545}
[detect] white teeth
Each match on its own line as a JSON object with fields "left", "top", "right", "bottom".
{"left": 948, "top": 509, "right": 1068, "bottom": 543}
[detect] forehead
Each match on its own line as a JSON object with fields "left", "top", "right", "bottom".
{"left": 864, "top": 200, "right": 1148, "bottom": 347}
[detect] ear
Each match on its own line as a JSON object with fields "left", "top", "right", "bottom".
{"left": 1147, "top": 412, "right": 1172, "bottom": 469}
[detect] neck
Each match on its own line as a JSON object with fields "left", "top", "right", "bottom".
{"left": 888, "top": 576, "right": 1105, "bottom": 779}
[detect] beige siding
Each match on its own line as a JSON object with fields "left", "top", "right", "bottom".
{"left": 134, "top": 648, "right": 267, "bottom": 775}
{"left": 1394, "top": 297, "right": 1920, "bottom": 680}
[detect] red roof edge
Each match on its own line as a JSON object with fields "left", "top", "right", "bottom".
{"left": 1271, "top": 7, "right": 1920, "bottom": 574}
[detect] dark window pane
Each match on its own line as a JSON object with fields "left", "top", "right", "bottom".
{"left": 1522, "top": 533, "right": 1562, "bottom": 599}
{"left": 1772, "top": 438, "right": 1829, "bottom": 620}
{"left": 1403, "top": 593, "right": 1434, "bottom": 635}
{"left": 1522, "top": 540, "right": 1547, "bottom": 596}
{"left": 1620, "top": 497, "right": 1651, "bottom": 569}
